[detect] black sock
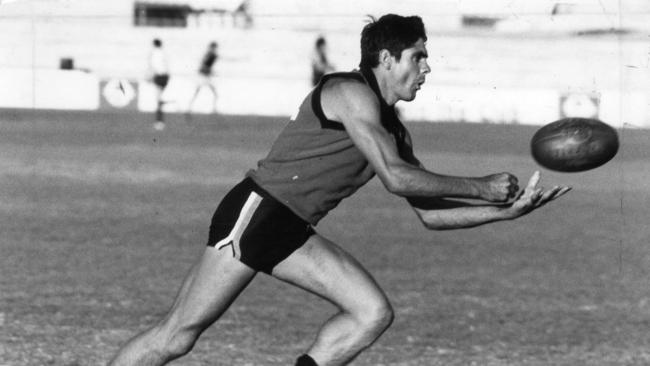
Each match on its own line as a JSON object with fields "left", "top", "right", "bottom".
{"left": 295, "top": 354, "right": 318, "bottom": 366}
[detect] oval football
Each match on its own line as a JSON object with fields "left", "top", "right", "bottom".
{"left": 530, "top": 118, "right": 619, "bottom": 172}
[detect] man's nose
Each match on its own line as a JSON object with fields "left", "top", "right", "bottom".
{"left": 421, "top": 61, "right": 431, "bottom": 74}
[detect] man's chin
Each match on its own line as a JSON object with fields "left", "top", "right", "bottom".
{"left": 402, "top": 93, "right": 417, "bottom": 102}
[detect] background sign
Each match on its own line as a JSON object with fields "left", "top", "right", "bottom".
{"left": 100, "top": 78, "right": 137, "bottom": 110}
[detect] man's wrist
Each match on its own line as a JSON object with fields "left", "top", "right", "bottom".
{"left": 469, "top": 178, "right": 484, "bottom": 200}
{"left": 497, "top": 205, "right": 517, "bottom": 221}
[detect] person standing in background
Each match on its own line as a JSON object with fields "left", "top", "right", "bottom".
{"left": 148, "top": 38, "right": 170, "bottom": 130}
{"left": 311, "top": 35, "right": 335, "bottom": 86}
{"left": 187, "top": 41, "right": 219, "bottom": 116}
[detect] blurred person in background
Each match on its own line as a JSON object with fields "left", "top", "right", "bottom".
{"left": 233, "top": 0, "right": 253, "bottom": 28}
{"left": 187, "top": 41, "right": 219, "bottom": 117}
{"left": 148, "top": 38, "right": 170, "bottom": 130}
{"left": 311, "top": 35, "right": 335, "bottom": 86}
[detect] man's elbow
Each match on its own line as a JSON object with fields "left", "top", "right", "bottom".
{"left": 418, "top": 213, "right": 452, "bottom": 231}
{"left": 422, "top": 219, "right": 454, "bottom": 231}
{"left": 382, "top": 172, "right": 411, "bottom": 196}
{"left": 385, "top": 180, "right": 405, "bottom": 196}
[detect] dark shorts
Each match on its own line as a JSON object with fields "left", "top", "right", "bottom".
{"left": 207, "top": 178, "right": 315, "bottom": 274}
{"left": 153, "top": 74, "right": 169, "bottom": 89}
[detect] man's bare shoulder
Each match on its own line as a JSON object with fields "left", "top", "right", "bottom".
{"left": 321, "top": 76, "right": 379, "bottom": 121}
{"left": 322, "top": 76, "right": 374, "bottom": 100}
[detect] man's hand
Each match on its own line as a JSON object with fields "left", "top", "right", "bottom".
{"left": 505, "top": 171, "right": 571, "bottom": 218}
{"left": 408, "top": 170, "right": 571, "bottom": 230}
{"left": 478, "top": 172, "right": 519, "bottom": 202}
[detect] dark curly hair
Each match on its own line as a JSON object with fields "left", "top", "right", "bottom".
{"left": 359, "top": 14, "right": 427, "bottom": 70}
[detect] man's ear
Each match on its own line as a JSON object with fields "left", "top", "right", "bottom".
{"left": 378, "top": 49, "right": 393, "bottom": 70}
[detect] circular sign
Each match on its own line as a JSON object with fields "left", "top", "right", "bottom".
{"left": 102, "top": 79, "right": 135, "bottom": 108}
{"left": 561, "top": 93, "right": 599, "bottom": 119}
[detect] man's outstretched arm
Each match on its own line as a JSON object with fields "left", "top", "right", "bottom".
{"left": 324, "top": 80, "right": 518, "bottom": 203}
{"left": 409, "top": 171, "right": 571, "bottom": 230}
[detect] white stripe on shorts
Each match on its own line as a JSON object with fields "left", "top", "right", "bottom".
{"left": 214, "top": 192, "right": 263, "bottom": 259}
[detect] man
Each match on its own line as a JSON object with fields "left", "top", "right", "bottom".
{"left": 109, "top": 14, "right": 570, "bottom": 366}
{"left": 148, "top": 38, "right": 170, "bottom": 130}
{"left": 311, "top": 35, "right": 335, "bottom": 86}
{"left": 187, "top": 41, "right": 219, "bottom": 115}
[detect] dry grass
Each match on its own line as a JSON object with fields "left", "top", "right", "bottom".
{"left": 1, "top": 110, "right": 649, "bottom": 365}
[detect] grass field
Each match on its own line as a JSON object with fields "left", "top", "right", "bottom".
{"left": 2, "top": 110, "right": 650, "bottom": 366}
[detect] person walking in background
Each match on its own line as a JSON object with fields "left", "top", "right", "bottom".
{"left": 187, "top": 41, "right": 219, "bottom": 116}
{"left": 148, "top": 38, "right": 170, "bottom": 130}
{"left": 311, "top": 35, "right": 335, "bottom": 86}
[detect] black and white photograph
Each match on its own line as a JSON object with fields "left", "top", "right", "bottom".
{"left": 1, "top": 0, "right": 649, "bottom": 365}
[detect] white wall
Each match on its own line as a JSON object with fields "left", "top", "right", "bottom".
{"left": 0, "top": 69, "right": 99, "bottom": 110}
{"left": 1, "top": 0, "right": 649, "bottom": 127}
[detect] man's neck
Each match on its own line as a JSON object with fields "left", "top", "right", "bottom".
{"left": 362, "top": 67, "right": 397, "bottom": 107}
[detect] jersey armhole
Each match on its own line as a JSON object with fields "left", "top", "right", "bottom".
{"left": 311, "top": 72, "right": 365, "bottom": 131}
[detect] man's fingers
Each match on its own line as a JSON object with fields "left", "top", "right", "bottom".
{"left": 552, "top": 186, "right": 572, "bottom": 200}
{"left": 508, "top": 184, "right": 520, "bottom": 199}
{"left": 538, "top": 187, "right": 559, "bottom": 203}
{"left": 514, "top": 187, "right": 526, "bottom": 200}
{"left": 515, "top": 171, "right": 541, "bottom": 200}
{"left": 533, "top": 188, "right": 544, "bottom": 201}
{"left": 526, "top": 170, "right": 541, "bottom": 190}
{"left": 536, "top": 186, "right": 572, "bottom": 206}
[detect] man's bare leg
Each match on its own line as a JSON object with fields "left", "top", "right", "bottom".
{"left": 272, "top": 234, "right": 394, "bottom": 366}
{"left": 108, "top": 246, "right": 256, "bottom": 366}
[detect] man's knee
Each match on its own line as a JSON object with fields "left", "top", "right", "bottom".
{"left": 155, "top": 321, "right": 203, "bottom": 359}
{"left": 167, "top": 329, "right": 199, "bottom": 358}
{"left": 355, "top": 298, "right": 394, "bottom": 336}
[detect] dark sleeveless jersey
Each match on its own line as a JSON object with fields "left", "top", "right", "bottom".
{"left": 247, "top": 68, "right": 410, "bottom": 225}
{"left": 199, "top": 51, "right": 217, "bottom": 75}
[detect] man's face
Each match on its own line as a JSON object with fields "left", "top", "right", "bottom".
{"left": 388, "top": 38, "right": 430, "bottom": 102}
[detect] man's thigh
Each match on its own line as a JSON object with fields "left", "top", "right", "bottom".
{"left": 271, "top": 234, "right": 390, "bottom": 313}
{"left": 164, "top": 246, "right": 256, "bottom": 330}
